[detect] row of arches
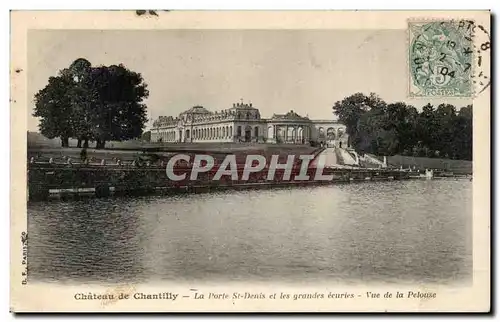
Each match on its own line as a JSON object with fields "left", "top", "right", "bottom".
{"left": 155, "top": 125, "right": 346, "bottom": 143}
{"left": 157, "top": 130, "right": 176, "bottom": 142}
{"left": 190, "top": 125, "right": 261, "bottom": 141}
{"left": 191, "top": 125, "right": 234, "bottom": 140}
{"left": 236, "top": 125, "right": 260, "bottom": 139}
{"left": 267, "top": 126, "right": 307, "bottom": 141}
{"left": 156, "top": 124, "right": 263, "bottom": 142}
{"left": 317, "top": 127, "right": 345, "bottom": 140}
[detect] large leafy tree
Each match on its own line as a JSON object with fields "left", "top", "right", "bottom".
{"left": 33, "top": 75, "right": 76, "bottom": 147}
{"left": 32, "top": 58, "right": 149, "bottom": 149}
{"left": 89, "top": 65, "right": 149, "bottom": 148}
{"left": 332, "top": 92, "right": 387, "bottom": 148}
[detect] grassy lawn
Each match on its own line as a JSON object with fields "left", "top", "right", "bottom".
{"left": 27, "top": 132, "right": 472, "bottom": 173}
{"left": 27, "top": 133, "right": 320, "bottom": 164}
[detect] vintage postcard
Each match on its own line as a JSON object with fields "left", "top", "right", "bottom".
{"left": 10, "top": 10, "right": 490, "bottom": 312}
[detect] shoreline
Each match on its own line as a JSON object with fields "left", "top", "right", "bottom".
{"left": 27, "top": 161, "right": 467, "bottom": 202}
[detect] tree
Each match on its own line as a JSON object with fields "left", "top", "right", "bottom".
{"left": 33, "top": 75, "right": 76, "bottom": 147}
{"left": 452, "top": 105, "right": 472, "bottom": 160}
{"left": 332, "top": 92, "right": 386, "bottom": 149}
{"left": 87, "top": 64, "right": 149, "bottom": 148}
{"left": 32, "top": 59, "right": 149, "bottom": 149}
{"left": 384, "top": 102, "right": 418, "bottom": 153}
{"left": 331, "top": 93, "right": 472, "bottom": 161}
{"left": 68, "top": 58, "right": 94, "bottom": 148}
{"left": 432, "top": 104, "right": 457, "bottom": 158}
{"left": 141, "top": 130, "right": 152, "bottom": 142}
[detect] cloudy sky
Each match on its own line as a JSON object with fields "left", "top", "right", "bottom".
{"left": 27, "top": 29, "right": 471, "bottom": 132}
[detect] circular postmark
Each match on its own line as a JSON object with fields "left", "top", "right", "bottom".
{"left": 409, "top": 20, "right": 474, "bottom": 97}
{"left": 470, "top": 22, "right": 491, "bottom": 95}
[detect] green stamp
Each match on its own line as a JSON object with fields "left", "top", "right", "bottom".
{"left": 409, "top": 20, "right": 474, "bottom": 97}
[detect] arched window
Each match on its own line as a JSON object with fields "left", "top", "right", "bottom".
{"left": 254, "top": 126, "right": 259, "bottom": 138}
{"left": 229, "top": 126, "right": 233, "bottom": 138}
{"left": 318, "top": 127, "right": 325, "bottom": 139}
{"left": 222, "top": 127, "right": 226, "bottom": 138}
{"left": 287, "top": 127, "right": 294, "bottom": 141}
{"left": 327, "top": 127, "right": 336, "bottom": 140}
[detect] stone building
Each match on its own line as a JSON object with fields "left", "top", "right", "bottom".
{"left": 150, "top": 101, "right": 348, "bottom": 147}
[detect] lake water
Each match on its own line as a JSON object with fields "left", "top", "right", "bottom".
{"left": 28, "top": 179, "right": 472, "bottom": 285}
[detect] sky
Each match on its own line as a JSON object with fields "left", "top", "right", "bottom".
{"left": 27, "top": 29, "right": 472, "bottom": 132}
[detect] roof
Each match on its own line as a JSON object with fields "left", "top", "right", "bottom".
{"left": 180, "top": 105, "right": 212, "bottom": 115}
{"left": 270, "top": 110, "right": 310, "bottom": 121}
{"left": 228, "top": 102, "right": 258, "bottom": 111}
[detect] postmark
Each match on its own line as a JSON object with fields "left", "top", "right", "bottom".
{"left": 471, "top": 22, "right": 491, "bottom": 95}
{"left": 408, "top": 20, "right": 478, "bottom": 98}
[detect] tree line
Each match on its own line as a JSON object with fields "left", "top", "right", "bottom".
{"left": 332, "top": 93, "right": 472, "bottom": 160}
{"left": 33, "top": 58, "right": 149, "bottom": 149}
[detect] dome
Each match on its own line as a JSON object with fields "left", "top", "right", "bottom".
{"left": 180, "top": 105, "right": 212, "bottom": 115}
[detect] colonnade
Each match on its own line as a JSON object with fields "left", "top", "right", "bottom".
{"left": 191, "top": 125, "right": 235, "bottom": 141}
{"left": 268, "top": 124, "right": 310, "bottom": 144}
{"left": 154, "top": 124, "right": 318, "bottom": 144}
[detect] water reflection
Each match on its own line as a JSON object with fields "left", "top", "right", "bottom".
{"left": 28, "top": 180, "right": 472, "bottom": 285}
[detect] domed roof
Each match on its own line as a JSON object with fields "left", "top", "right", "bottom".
{"left": 180, "top": 105, "right": 212, "bottom": 115}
